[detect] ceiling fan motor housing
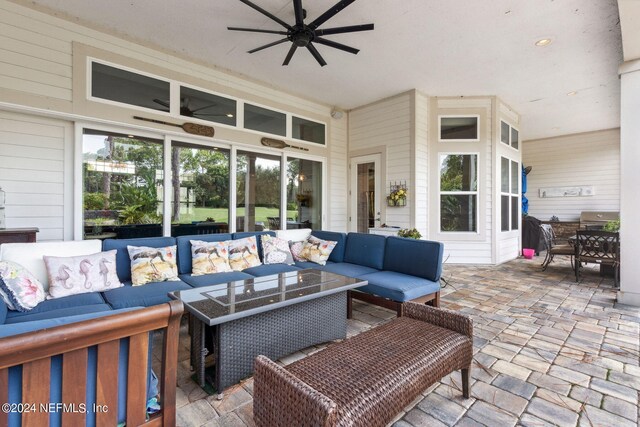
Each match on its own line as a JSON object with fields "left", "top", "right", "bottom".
{"left": 291, "top": 27, "right": 314, "bottom": 46}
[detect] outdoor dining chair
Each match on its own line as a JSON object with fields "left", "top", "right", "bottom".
{"left": 540, "top": 224, "right": 575, "bottom": 271}
{"left": 574, "top": 230, "right": 620, "bottom": 286}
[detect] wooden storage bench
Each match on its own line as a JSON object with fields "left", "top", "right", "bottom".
{"left": 253, "top": 302, "right": 473, "bottom": 427}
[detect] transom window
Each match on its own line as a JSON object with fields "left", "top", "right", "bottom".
{"left": 500, "top": 121, "right": 519, "bottom": 150}
{"left": 439, "top": 116, "right": 479, "bottom": 141}
{"left": 439, "top": 154, "right": 478, "bottom": 232}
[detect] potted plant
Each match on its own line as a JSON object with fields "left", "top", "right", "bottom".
{"left": 397, "top": 228, "right": 422, "bottom": 239}
{"left": 603, "top": 219, "right": 620, "bottom": 232}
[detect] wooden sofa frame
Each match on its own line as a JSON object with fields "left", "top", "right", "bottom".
{"left": 0, "top": 300, "right": 183, "bottom": 427}
{"left": 347, "top": 289, "right": 440, "bottom": 318}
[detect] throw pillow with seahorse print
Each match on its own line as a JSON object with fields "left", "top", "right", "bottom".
{"left": 44, "top": 250, "right": 123, "bottom": 299}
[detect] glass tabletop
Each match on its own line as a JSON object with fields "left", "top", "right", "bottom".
{"left": 169, "top": 269, "right": 366, "bottom": 325}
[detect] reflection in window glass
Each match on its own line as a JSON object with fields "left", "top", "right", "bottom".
{"left": 170, "top": 142, "right": 230, "bottom": 236}
{"left": 501, "top": 121, "right": 509, "bottom": 145}
{"left": 244, "top": 104, "right": 286, "bottom": 136}
{"left": 179, "top": 87, "right": 236, "bottom": 126}
{"left": 440, "top": 154, "right": 478, "bottom": 232}
{"left": 501, "top": 157, "right": 509, "bottom": 193}
{"left": 292, "top": 117, "right": 325, "bottom": 145}
{"left": 236, "top": 151, "right": 281, "bottom": 232}
{"left": 83, "top": 130, "right": 163, "bottom": 239}
{"left": 286, "top": 158, "right": 322, "bottom": 230}
{"left": 440, "top": 117, "right": 478, "bottom": 140}
{"left": 511, "top": 196, "right": 519, "bottom": 230}
{"left": 511, "top": 128, "right": 519, "bottom": 150}
{"left": 501, "top": 195, "right": 510, "bottom": 232}
{"left": 511, "top": 160, "right": 519, "bottom": 194}
{"left": 91, "top": 62, "right": 169, "bottom": 111}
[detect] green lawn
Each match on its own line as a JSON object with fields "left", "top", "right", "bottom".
{"left": 176, "top": 206, "right": 298, "bottom": 224}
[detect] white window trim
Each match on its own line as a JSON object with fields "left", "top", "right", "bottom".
{"left": 500, "top": 157, "right": 520, "bottom": 233}
{"left": 438, "top": 114, "right": 480, "bottom": 142}
{"left": 438, "top": 152, "right": 480, "bottom": 234}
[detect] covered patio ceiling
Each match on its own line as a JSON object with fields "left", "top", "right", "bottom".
{"left": 11, "top": 0, "right": 623, "bottom": 140}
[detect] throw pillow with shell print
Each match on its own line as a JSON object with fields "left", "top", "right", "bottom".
{"left": 44, "top": 250, "right": 123, "bottom": 299}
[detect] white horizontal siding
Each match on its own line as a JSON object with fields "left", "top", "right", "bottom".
{"left": 349, "top": 93, "right": 412, "bottom": 229}
{"left": 0, "top": 111, "right": 70, "bottom": 241}
{"left": 523, "top": 129, "right": 620, "bottom": 221}
{"left": 442, "top": 242, "right": 493, "bottom": 264}
{"left": 328, "top": 117, "right": 348, "bottom": 232}
{"left": 414, "top": 92, "right": 429, "bottom": 236}
{"left": 497, "top": 234, "right": 520, "bottom": 263}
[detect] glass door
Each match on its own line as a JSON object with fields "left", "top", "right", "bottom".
{"left": 349, "top": 155, "right": 381, "bottom": 233}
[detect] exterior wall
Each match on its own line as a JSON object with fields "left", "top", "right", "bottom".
{"left": 428, "top": 97, "right": 494, "bottom": 264}
{"left": 0, "top": 110, "right": 72, "bottom": 241}
{"left": 522, "top": 129, "right": 620, "bottom": 222}
{"left": 413, "top": 91, "right": 429, "bottom": 237}
{"left": 0, "top": 0, "right": 348, "bottom": 239}
{"left": 348, "top": 92, "right": 413, "bottom": 229}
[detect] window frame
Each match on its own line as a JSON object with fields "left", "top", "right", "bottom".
{"left": 438, "top": 152, "right": 480, "bottom": 234}
{"left": 438, "top": 115, "right": 480, "bottom": 142}
{"left": 500, "top": 120, "right": 520, "bottom": 151}
{"left": 500, "top": 156, "right": 520, "bottom": 232}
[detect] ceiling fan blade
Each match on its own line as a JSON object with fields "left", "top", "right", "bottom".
{"left": 293, "top": 0, "right": 305, "bottom": 26}
{"left": 248, "top": 38, "right": 289, "bottom": 54}
{"left": 314, "top": 37, "right": 359, "bottom": 54}
{"left": 153, "top": 98, "right": 170, "bottom": 109}
{"left": 315, "top": 23, "right": 374, "bottom": 36}
{"left": 190, "top": 103, "right": 218, "bottom": 113}
{"left": 227, "top": 27, "right": 288, "bottom": 35}
{"left": 306, "top": 43, "right": 327, "bottom": 66}
{"left": 283, "top": 44, "right": 298, "bottom": 65}
{"left": 309, "top": 0, "right": 356, "bottom": 30}
{"left": 238, "top": 0, "right": 292, "bottom": 30}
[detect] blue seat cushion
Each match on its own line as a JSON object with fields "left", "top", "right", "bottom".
{"left": 311, "top": 231, "right": 347, "bottom": 263}
{"left": 179, "top": 271, "right": 254, "bottom": 288}
{"left": 343, "top": 233, "right": 387, "bottom": 270}
{"left": 4, "top": 303, "right": 113, "bottom": 324}
{"left": 176, "top": 233, "right": 232, "bottom": 275}
{"left": 294, "top": 260, "right": 331, "bottom": 270}
{"left": 232, "top": 231, "right": 276, "bottom": 261}
{"left": 384, "top": 236, "right": 444, "bottom": 282}
{"left": 242, "top": 263, "right": 301, "bottom": 277}
{"left": 3, "top": 292, "right": 106, "bottom": 323}
{"left": 322, "top": 262, "right": 379, "bottom": 278}
{"left": 103, "top": 236, "right": 177, "bottom": 283}
{"left": 102, "top": 280, "right": 191, "bottom": 309}
{"left": 356, "top": 271, "right": 441, "bottom": 302}
{"left": 0, "top": 298, "right": 8, "bottom": 324}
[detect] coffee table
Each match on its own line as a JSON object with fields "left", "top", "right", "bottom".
{"left": 168, "top": 269, "right": 366, "bottom": 396}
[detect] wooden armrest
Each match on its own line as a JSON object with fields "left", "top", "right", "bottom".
{"left": 403, "top": 302, "right": 473, "bottom": 338}
{"left": 253, "top": 355, "right": 337, "bottom": 427}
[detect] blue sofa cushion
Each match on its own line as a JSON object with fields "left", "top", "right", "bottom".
{"left": 3, "top": 292, "right": 106, "bottom": 323}
{"left": 4, "top": 304, "right": 113, "bottom": 324}
{"left": 242, "top": 263, "right": 301, "bottom": 277}
{"left": 179, "top": 271, "right": 254, "bottom": 288}
{"left": 232, "top": 231, "right": 275, "bottom": 261}
{"left": 294, "top": 260, "right": 333, "bottom": 270}
{"left": 322, "top": 262, "right": 379, "bottom": 278}
{"left": 103, "top": 236, "right": 177, "bottom": 283}
{"left": 383, "top": 236, "right": 444, "bottom": 282}
{"left": 102, "top": 280, "right": 191, "bottom": 309}
{"left": 343, "top": 233, "right": 387, "bottom": 270}
{"left": 356, "top": 271, "right": 441, "bottom": 302}
{"left": 176, "top": 233, "right": 232, "bottom": 275}
{"left": 311, "top": 231, "right": 347, "bottom": 263}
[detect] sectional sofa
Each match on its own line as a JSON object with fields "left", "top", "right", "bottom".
{"left": 0, "top": 229, "right": 444, "bottom": 327}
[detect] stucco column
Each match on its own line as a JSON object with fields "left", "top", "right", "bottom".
{"left": 618, "top": 60, "right": 640, "bottom": 306}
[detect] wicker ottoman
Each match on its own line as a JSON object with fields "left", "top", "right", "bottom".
{"left": 253, "top": 302, "right": 473, "bottom": 427}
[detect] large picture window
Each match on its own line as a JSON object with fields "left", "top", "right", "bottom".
{"left": 500, "top": 157, "right": 520, "bottom": 232}
{"left": 440, "top": 154, "right": 478, "bottom": 232}
{"left": 286, "top": 158, "right": 322, "bottom": 230}
{"left": 170, "top": 142, "right": 230, "bottom": 236}
{"left": 83, "top": 130, "right": 164, "bottom": 239}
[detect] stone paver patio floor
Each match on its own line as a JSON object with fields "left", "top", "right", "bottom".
{"left": 161, "top": 256, "right": 640, "bottom": 427}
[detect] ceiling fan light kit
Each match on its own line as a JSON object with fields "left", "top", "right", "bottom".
{"left": 228, "top": 0, "right": 374, "bottom": 66}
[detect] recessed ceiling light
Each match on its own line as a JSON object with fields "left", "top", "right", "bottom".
{"left": 535, "top": 38, "right": 552, "bottom": 47}
{"left": 567, "top": 91, "right": 577, "bottom": 96}
{"left": 226, "top": 113, "right": 234, "bottom": 118}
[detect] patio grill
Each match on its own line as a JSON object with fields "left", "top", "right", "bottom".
{"left": 579, "top": 211, "right": 619, "bottom": 230}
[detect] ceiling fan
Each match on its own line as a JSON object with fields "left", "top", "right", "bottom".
{"left": 228, "top": 0, "right": 374, "bottom": 66}
{"left": 153, "top": 98, "right": 234, "bottom": 118}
